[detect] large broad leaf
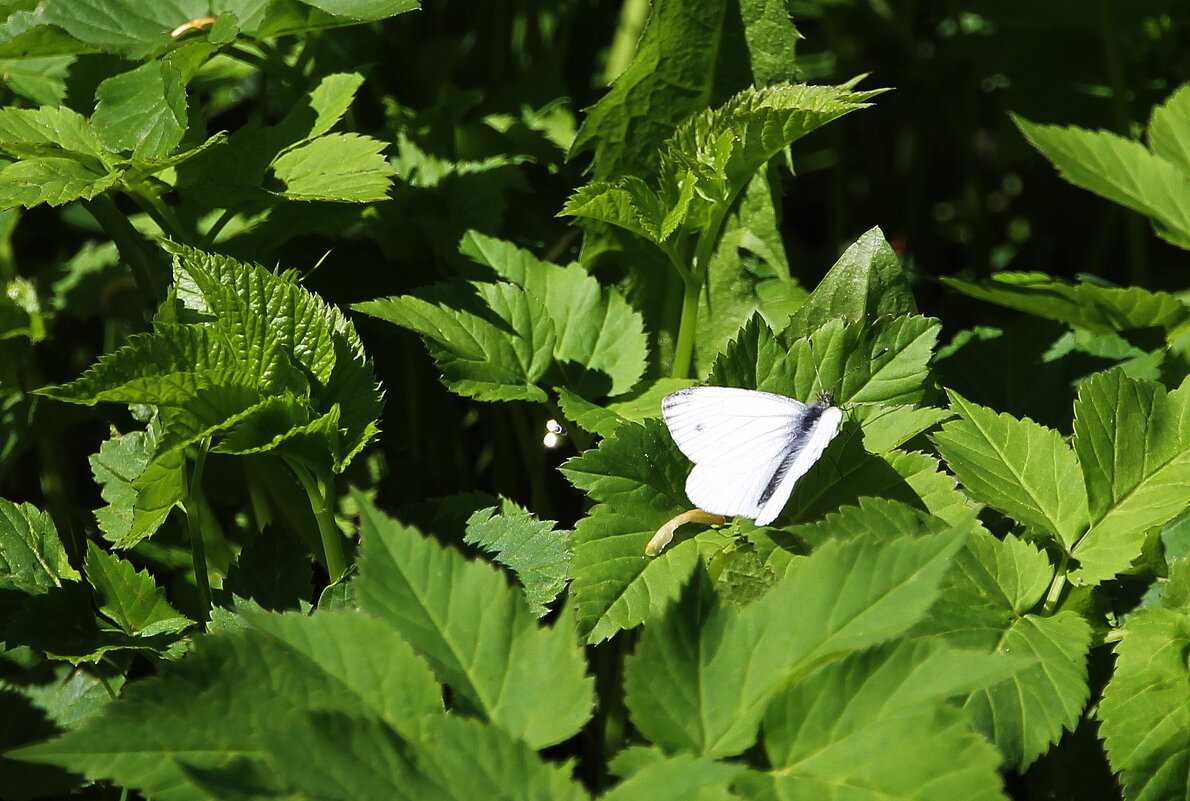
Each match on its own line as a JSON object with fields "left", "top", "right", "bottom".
{"left": 0, "top": 497, "right": 79, "bottom": 594}
{"left": 354, "top": 494, "right": 593, "bottom": 748}
{"left": 912, "top": 530, "right": 1091, "bottom": 770}
{"left": 462, "top": 500, "right": 570, "bottom": 618}
{"left": 1099, "top": 573, "right": 1190, "bottom": 801}
{"left": 1070, "top": 370, "right": 1190, "bottom": 585}
{"left": 934, "top": 391, "right": 1089, "bottom": 549}
{"left": 11, "top": 609, "right": 445, "bottom": 801}
{"left": 744, "top": 640, "right": 1014, "bottom": 801}
{"left": 1014, "top": 110, "right": 1190, "bottom": 249}
{"left": 623, "top": 523, "right": 967, "bottom": 758}
{"left": 458, "top": 231, "right": 649, "bottom": 397}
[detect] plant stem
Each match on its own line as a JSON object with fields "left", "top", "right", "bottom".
{"left": 287, "top": 459, "right": 348, "bottom": 581}
{"left": 82, "top": 196, "right": 167, "bottom": 301}
{"left": 670, "top": 204, "right": 732, "bottom": 379}
{"left": 671, "top": 277, "right": 702, "bottom": 379}
{"left": 127, "top": 186, "right": 190, "bottom": 244}
{"left": 1042, "top": 552, "right": 1070, "bottom": 614}
{"left": 182, "top": 440, "right": 212, "bottom": 624}
{"left": 199, "top": 208, "right": 238, "bottom": 248}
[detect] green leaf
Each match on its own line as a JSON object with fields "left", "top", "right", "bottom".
{"left": 88, "top": 421, "right": 187, "bottom": 548}
{"left": 1148, "top": 83, "right": 1190, "bottom": 176}
{"left": 223, "top": 527, "right": 313, "bottom": 612}
{"left": 92, "top": 60, "right": 187, "bottom": 159}
{"left": 0, "top": 54, "right": 74, "bottom": 105}
{"left": 271, "top": 132, "right": 394, "bottom": 202}
{"left": 12, "top": 609, "right": 444, "bottom": 798}
{"left": 459, "top": 231, "right": 649, "bottom": 397}
{"left": 912, "top": 530, "right": 1091, "bottom": 770}
{"left": 749, "top": 640, "right": 1013, "bottom": 801}
{"left": 560, "top": 419, "right": 728, "bottom": 642}
{"left": 296, "top": 0, "right": 420, "bottom": 22}
{"left": 0, "top": 104, "right": 107, "bottom": 161}
{"left": 603, "top": 752, "right": 742, "bottom": 801}
{"left": 355, "top": 282, "right": 555, "bottom": 403}
{"left": 786, "top": 226, "right": 917, "bottom": 336}
{"left": 463, "top": 501, "right": 569, "bottom": 618}
{"left": 556, "top": 378, "right": 696, "bottom": 437}
{"left": 82, "top": 543, "right": 190, "bottom": 636}
{"left": 354, "top": 493, "right": 594, "bottom": 748}
{"left": 1014, "top": 112, "right": 1190, "bottom": 249}
{"left": 1070, "top": 370, "right": 1190, "bottom": 584}
{"left": 624, "top": 525, "right": 967, "bottom": 757}
{"left": 0, "top": 497, "right": 79, "bottom": 594}
{"left": 37, "top": 0, "right": 207, "bottom": 58}
{"left": 0, "top": 157, "right": 118, "bottom": 209}
{"left": 1099, "top": 604, "right": 1190, "bottom": 801}
{"left": 694, "top": 168, "right": 798, "bottom": 374}
{"left": 934, "top": 391, "right": 1089, "bottom": 548}
{"left": 941, "top": 272, "right": 1189, "bottom": 340}
{"left": 44, "top": 245, "right": 381, "bottom": 474}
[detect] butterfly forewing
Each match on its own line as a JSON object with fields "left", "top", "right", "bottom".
{"left": 661, "top": 387, "right": 843, "bottom": 527}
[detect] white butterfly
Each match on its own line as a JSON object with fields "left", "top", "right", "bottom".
{"left": 661, "top": 386, "right": 844, "bottom": 527}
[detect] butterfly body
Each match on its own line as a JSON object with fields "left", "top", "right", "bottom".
{"left": 661, "top": 387, "right": 843, "bottom": 527}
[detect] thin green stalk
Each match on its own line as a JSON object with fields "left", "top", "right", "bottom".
{"left": 1042, "top": 552, "right": 1070, "bottom": 614}
{"left": 127, "top": 186, "right": 190, "bottom": 244}
{"left": 82, "top": 196, "right": 167, "bottom": 301}
{"left": 182, "top": 440, "right": 212, "bottom": 624}
{"left": 671, "top": 277, "right": 702, "bottom": 380}
{"left": 199, "top": 208, "right": 238, "bottom": 248}
{"left": 670, "top": 203, "right": 733, "bottom": 379}
{"left": 286, "top": 459, "right": 347, "bottom": 581}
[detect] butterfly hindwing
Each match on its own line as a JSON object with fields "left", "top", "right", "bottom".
{"left": 662, "top": 387, "right": 843, "bottom": 526}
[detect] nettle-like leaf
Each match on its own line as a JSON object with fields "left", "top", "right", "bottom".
{"left": 741, "top": 640, "right": 1015, "bottom": 801}
{"left": 623, "top": 523, "right": 968, "bottom": 758}
{"left": 39, "top": 245, "right": 381, "bottom": 546}
{"left": 0, "top": 496, "right": 80, "bottom": 594}
{"left": 463, "top": 500, "right": 570, "bottom": 618}
{"left": 942, "top": 272, "right": 1189, "bottom": 342}
{"left": 563, "top": 81, "right": 881, "bottom": 247}
{"left": 1099, "top": 569, "right": 1190, "bottom": 801}
{"left": 1014, "top": 83, "right": 1190, "bottom": 249}
{"left": 911, "top": 529, "right": 1091, "bottom": 770}
{"left": 569, "top": 0, "right": 728, "bottom": 179}
{"left": 355, "top": 233, "right": 648, "bottom": 403}
{"left": 354, "top": 493, "right": 594, "bottom": 748}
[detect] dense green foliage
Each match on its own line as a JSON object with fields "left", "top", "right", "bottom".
{"left": 0, "top": 1, "right": 1187, "bottom": 800}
